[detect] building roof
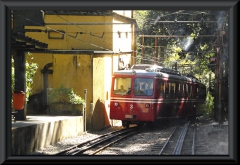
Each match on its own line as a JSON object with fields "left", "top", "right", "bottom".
{"left": 12, "top": 32, "right": 48, "bottom": 51}
{"left": 43, "top": 10, "right": 112, "bottom": 16}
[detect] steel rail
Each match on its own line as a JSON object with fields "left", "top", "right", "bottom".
{"left": 173, "top": 122, "right": 190, "bottom": 155}
{"left": 192, "top": 123, "right": 196, "bottom": 155}
{"left": 54, "top": 128, "right": 131, "bottom": 155}
{"left": 158, "top": 125, "right": 179, "bottom": 155}
{"left": 90, "top": 130, "right": 142, "bottom": 155}
{"left": 55, "top": 126, "right": 139, "bottom": 155}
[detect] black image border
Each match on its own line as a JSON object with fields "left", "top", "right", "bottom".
{"left": 0, "top": 0, "right": 238, "bottom": 164}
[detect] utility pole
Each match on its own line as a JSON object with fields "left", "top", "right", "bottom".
{"left": 215, "top": 29, "right": 225, "bottom": 125}
{"left": 214, "top": 40, "right": 220, "bottom": 123}
{"left": 208, "top": 73, "right": 211, "bottom": 118}
{"left": 216, "top": 46, "right": 222, "bottom": 124}
{"left": 154, "top": 37, "right": 158, "bottom": 65}
{"left": 141, "top": 36, "right": 145, "bottom": 64}
{"left": 84, "top": 89, "right": 87, "bottom": 132}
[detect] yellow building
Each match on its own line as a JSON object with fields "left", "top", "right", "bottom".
{"left": 22, "top": 10, "right": 138, "bottom": 130}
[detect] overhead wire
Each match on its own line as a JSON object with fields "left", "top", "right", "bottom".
{"left": 16, "top": 14, "right": 113, "bottom": 51}
{"left": 14, "top": 10, "right": 221, "bottom": 66}
{"left": 15, "top": 13, "right": 157, "bottom": 63}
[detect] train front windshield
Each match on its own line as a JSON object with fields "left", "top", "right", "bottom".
{"left": 113, "top": 77, "right": 154, "bottom": 96}
{"left": 134, "top": 78, "right": 154, "bottom": 96}
{"left": 113, "top": 78, "right": 132, "bottom": 95}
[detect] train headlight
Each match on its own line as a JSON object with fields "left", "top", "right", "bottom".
{"left": 114, "top": 102, "right": 119, "bottom": 106}
{"left": 145, "top": 103, "right": 150, "bottom": 108}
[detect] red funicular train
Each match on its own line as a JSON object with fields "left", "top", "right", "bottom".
{"left": 110, "top": 64, "right": 206, "bottom": 128}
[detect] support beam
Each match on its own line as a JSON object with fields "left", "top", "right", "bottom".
{"left": 214, "top": 48, "right": 219, "bottom": 121}
{"left": 139, "top": 35, "right": 218, "bottom": 38}
{"left": 218, "top": 46, "right": 223, "bottom": 124}
{"left": 13, "top": 51, "right": 26, "bottom": 121}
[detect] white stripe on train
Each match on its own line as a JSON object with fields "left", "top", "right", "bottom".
{"left": 110, "top": 97, "right": 201, "bottom": 104}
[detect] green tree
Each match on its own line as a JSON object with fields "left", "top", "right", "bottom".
{"left": 25, "top": 52, "right": 38, "bottom": 102}
{"left": 11, "top": 52, "right": 39, "bottom": 103}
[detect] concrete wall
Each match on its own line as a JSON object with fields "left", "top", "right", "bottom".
{"left": 11, "top": 116, "right": 84, "bottom": 155}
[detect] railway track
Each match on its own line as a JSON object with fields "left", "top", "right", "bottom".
{"left": 54, "top": 126, "right": 143, "bottom": 155}
{"left": 151, "top": 121, "right": 196, "bottom": 155}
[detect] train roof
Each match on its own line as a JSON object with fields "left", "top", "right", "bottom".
{"left": 114, "top": 64, "right": 203, "bottom": 83}
{"left": 114, "top": 69, "right": 192, "bottom": 82}
{"left": 131, "top": 64, "right": 181, "bottom": 75}
{"left": 130, "top": 64, "right": 159, "bottom": 70}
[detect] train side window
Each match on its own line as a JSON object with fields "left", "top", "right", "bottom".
{"left": 196, "top": 87, "right": 199, "bottom": 98}
{"left": 159, "top": 81, "right": 164, "bottom": 98}
{"left": 173, "top": 83, "right": 175, "bottom": 93}
{"left": 175, "top": 83, "right": 179, "bottom": 97}
{"left": 160, "top": 82, "right": 164, "bottom": 92}
{"left": 177, "top": 83, "right": 180, "bottom": 98}
{"left": 168, "top": 83, "right": 171, "bottom": 93}
{"left": 189, "top": 84, "right": 192, "bottom": 98}
{"left": 191, "top": 85, "right": 193, "bottom": 98}
{"left": 168, "top": 82, "right": 171, "bottom": 98}
{"left": 185, "top": 84, "right": 188, "bottom": 98}
{"left": 170, "top": 82, "right": 175, "bottom": 98}
{"left": 179, "top": 83, "right": 183, "bottom": 97}
{"left": 165, "top": 82, "right": 169, "bottom": 98}
{"left": 188, "top": 84, "right": 192, "bottom": 98}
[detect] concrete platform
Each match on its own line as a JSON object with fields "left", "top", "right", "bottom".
{"left": 11, "top": 115, "right": 84, "bottom": 155}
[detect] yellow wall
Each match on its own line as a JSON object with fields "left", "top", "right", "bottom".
{"left": 26, "top": 53, "right": 53, "bottom": 93}
{"left": 29, "top": 51, "right": 120, "bottom": 130}
{"left": 53, "top": 54, "right": 93, "bottom": 129}
{"left": 24, "top": 11, "right": 135, "bottom": 130}
{"left": 25, "top": 15, "right": 113, "bottom": 50}
{"left": 25, "top": 14, "right": 134, "bottom": 59}
{"left": 29, "top": 53, "right": 94, "bottom": 128}
{"left": 52, "top": 54, "right": 92, "bottom": 90}
{"left": 91, "top": 56, "right": 112, "bottom": 130}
